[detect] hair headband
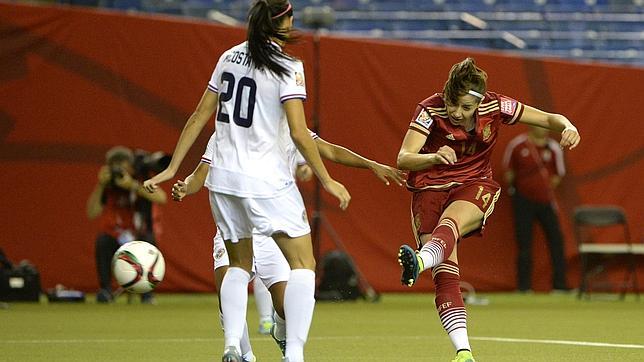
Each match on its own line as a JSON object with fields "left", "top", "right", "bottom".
{"left": 271, "top": 2, "right": 292, "bottom": 19}
{"left": 468, "top": 89, "right": 484, "bottom": 99}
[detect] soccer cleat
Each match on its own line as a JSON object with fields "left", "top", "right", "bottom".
{"left": 398, "top": 245, "right": 420, "bottom": 287}
{"left": 451, "top": 350, "right": 476, "bottom": 362}
{"left": 221, "top": 346, "right": 242, "bottom": 362}
{"left": 258, "top": 318, "right": 274, "bottom": 335}
{"left": 270, "top": 323, "right": 286, "bottom": 356}
{"left": 242, "top": 355, "right": 256, "bottom": 362}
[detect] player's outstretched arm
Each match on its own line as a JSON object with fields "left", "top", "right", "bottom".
{"left": 284, "top": 99, "right": 351, "bottom": 210}
{"left": 144, "top": 90, "right": 219, "bottom": 192}
{"left": 397, "top": 129, "right": 456, "bottom": 170}
{"left": 517, "top": 105, "right": 581, "bottom": 150}
{"left": 315, "top": 137, "right": 404, "bottom": 186}
{"left": 172, "top": 162, "right": 209, "bottom": 202}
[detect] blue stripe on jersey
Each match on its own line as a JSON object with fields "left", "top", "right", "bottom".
{"left": 280, "top": 94, "right": 306, "bottom": 103}
{"left": 207, "top": 84, "right": 218, "bottom": 93}
{"left": 201, "top": 157, "right": 211, "bottom": 164}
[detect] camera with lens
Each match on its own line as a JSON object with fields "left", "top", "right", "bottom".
{"left": 108, "top": 165, "right": 125, "bottom": 188}
{"left": 133, "top": 150, "right": 172, "bottom": 179}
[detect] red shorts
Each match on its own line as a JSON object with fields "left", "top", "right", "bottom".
{"left": 410, "top": 178, "right": 501, "bottom": 245}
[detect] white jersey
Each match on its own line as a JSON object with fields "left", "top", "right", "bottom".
{"left": 205, "top": 41, "right": 307, "bottom": 198}
{"left": 202, "top": 129, "right": 318, "bottom": 187}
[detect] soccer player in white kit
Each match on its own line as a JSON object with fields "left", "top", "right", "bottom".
{"left": 143, "top": 1, "right": 351, "bottom": 361}
{"left": 172, "top": 129, "right": 403, "bottom": 361}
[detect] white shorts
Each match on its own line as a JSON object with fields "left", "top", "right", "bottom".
{"left": 209, "top": 185, "right": 311, "bottom": 243}
{"left": 212, "top": 230, "right": 291, "bottom": 288}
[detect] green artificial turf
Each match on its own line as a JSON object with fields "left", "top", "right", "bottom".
{"left": 1, "top": 292, "right": 642, "bottom": 361}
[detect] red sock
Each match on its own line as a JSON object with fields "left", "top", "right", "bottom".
{"left": 433, "top": 260, "right": 466, "bottom": 334}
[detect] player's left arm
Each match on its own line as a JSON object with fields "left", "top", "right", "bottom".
{"left": 517, "top": 105, "right": 581, "bottom": 149}
{"left": 315, "top": 138, "right": 405, "bottom": 186}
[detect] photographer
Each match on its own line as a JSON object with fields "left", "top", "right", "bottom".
{"left": 87, "top": 146, "right": 167, "bottom": 303}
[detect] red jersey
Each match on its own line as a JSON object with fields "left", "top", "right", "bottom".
{"left": 502, "top": 133, "right": 565, "bottom": 204}
{"left": 406, "top": 92, "right": 524, "bottom": 191}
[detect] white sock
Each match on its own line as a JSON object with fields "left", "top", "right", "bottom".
{"left": 220, "top": 267, "right": 251, "bottom": 350}
{"left": 240, "top": 319, "right": 252, "bottom": 356}
{"left": 273, "top": 311, "right": 286, "bottom": 340}
{"left": 220, "top": 310, "right": 253, "bottom": 355}
{"left": 284, "top": 269, "right": 315, "bottom": 362}
{"left": 418, "top": 241, "right": 445, "bottom": 272}
{"left": 448, "top": 328, "right": 471, "bottom": 352}
{"left": 253, "top": 277, "right": 274, "bottom": 324}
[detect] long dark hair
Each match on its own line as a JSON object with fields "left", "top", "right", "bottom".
{"left": 443, "top": 57, "right": 488, "bottom": 105}
{"left": 247, "top": 0, "right": 296, "bottom": 77}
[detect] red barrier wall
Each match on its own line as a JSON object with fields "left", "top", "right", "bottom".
{"left": 1, "top": 3, "right": 642, "bottom": 293}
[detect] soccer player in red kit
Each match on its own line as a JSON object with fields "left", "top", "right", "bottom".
{"left": 396, "top": 57, "right": 580, "bottom": 362}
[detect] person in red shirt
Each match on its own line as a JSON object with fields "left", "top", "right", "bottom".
{"left": 86, "top": 146, "right": 167, "bottom": 303}
{"left": 396, "top": 57, "right": 580, "bottom": 362}
{"left": 502, "top": 126, "right": 569, "bottom": 292}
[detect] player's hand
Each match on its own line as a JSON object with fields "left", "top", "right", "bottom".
{"left": 143, "top": 169, "right": 174, "bottom": 193}
{"left": 295, "top": 164, "right": 313, "bottom": 182}
{"left": 431, "top": 145, "right": 457, "bottom": 165}
{"left": 171, "top": 180, "right": 187, "bottom": 201}
{"left": 322, "top": 179, "right": 351, "bottom": 210}
{"left": 560, "top": 126, "right": 580, "bottom": 150}
{"left": 368, "top": 161, "right": 405, "bottom": 186}
{"left": 98, "top": 166, "right": 111, "bottom": 186}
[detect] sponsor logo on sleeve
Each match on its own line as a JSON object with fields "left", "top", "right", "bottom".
{"left": 215, "top": 247, "right": 226, "bottom": 260}
{"left": 295, "top": 72, "right": 305, "bottom": 87}
{"left": 415, "top": 109, "right": 433, "bottom": 128}
{"left": 499, "top": 96, "right": 517, "bottom": 116}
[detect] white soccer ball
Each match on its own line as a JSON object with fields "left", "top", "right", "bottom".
{"left": 112, "top": 241, "right": 165, "bottom": 293}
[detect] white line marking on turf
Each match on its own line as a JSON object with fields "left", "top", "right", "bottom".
{"left": 2, "top": 336, "right": 642, "bottom": 350}
{"left": 470, "top": 337, "right": 644, "bottom": 349}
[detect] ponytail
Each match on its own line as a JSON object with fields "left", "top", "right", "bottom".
{"left": 443, "top": 57, "right": 488, "bottom": 105}
{"left": 247, "top": 0, "right": 296, "bottom": 77}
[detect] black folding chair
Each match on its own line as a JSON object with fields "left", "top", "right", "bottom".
{"left": 574, "top": 206, "right": 639, "bottom": 300}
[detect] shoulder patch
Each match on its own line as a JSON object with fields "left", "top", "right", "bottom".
{"left": 415, "top": 109, "right": 433, "bottom": 128}
{"left": 295, "top": 72, "right": 305, "bottom": 87}
{"left": 499, "top": 96, "right": 518, "bottom": 116}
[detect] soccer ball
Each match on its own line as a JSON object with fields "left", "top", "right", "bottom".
{"left": 112, "top": 241, "right": 165, "bottom": 293}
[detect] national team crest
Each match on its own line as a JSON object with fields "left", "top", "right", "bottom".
{"left": 295, "top": 72, "right": 305, "bottom": 87}
{"left": 482, "top": 124, "right": 492, "bottom": 141}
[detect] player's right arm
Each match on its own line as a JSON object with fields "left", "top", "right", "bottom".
{"left": 144, "top": 89, "right": 219, "bottom": 192}
{"left": 397, "top": 130, "right": 456, "bottom": 170}
{"left": 172, "top": 162, "right": 209, "bottom": 202}
{"left": 284, "top": 99, "right": 351, "bottom": 210}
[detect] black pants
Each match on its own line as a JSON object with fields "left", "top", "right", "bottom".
{"left": 95, "top": 233, "right": 120, "bottom": 290}
{"left": 95, "top": 233, "right": 156, "bottom": 294}
{"left": 511, "top": 192, "right": 568, "bottom": 291}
